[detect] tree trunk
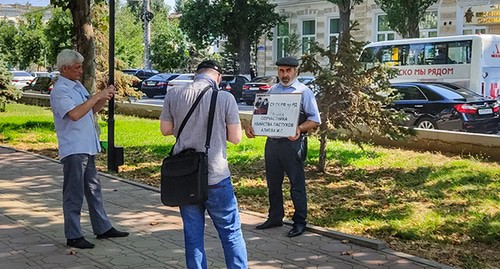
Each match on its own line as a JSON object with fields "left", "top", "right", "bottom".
{"left": 238, "top": 35, "right": 251, "bottom": 76}
{"left": 337, "top": 0, "right": 351, "bottom": 47}
{"left": 70, "top": 0, "right": 96, "bottom": 94}
{"left": 408, "top": 21, "right": 420, "bottom": 38}
{"left": 318, "top": 121, "right": 329, "bottom": 173}
{"left": 235, "top": 0, "right": 250, "bottom": 76}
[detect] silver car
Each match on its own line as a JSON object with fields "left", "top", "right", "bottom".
{"left": 10, "top": 71, "right": 35, "bottom": 89}
{"left": 167, "top": 73, "right": 194, "bottom": 90}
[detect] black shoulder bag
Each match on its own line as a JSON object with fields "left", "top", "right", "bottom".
{"left": 161, "top": 86, "right": 218, "bottom": 206}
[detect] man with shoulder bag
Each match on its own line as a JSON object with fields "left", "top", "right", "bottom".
{"left": 160, "top": 60, "right": 248, "bottom": 269}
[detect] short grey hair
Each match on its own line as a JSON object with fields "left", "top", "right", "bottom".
{"left": 56, "top": 49, "right": 84, "bottom": 71}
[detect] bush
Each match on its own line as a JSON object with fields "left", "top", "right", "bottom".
{"left": 0, "top": 58, "right": 22, "bottom": 112}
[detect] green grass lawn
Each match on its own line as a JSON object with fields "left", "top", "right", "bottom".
{"left": 1, "top": 103, "right": 499, "bottom": 269}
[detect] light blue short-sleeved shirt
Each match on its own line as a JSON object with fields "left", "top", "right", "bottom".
{"left": 269, "top": 79, "right": 321, "bottom": 124}
{"left": 50, "top": 76, "right": 101, "bottom": 159}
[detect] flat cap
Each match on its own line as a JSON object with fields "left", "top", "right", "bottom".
{"left": 196, "top": 60, "right": 221, "bottom": 73}
{"left": 276, "top": 56, "right": 299, "bottom": 67}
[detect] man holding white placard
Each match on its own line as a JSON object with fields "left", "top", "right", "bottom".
{"left": 245, "top": 56, "right": 320, "bottom": 237}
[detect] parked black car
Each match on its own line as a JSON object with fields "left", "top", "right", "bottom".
{"left": 140, "top": 73, "right": 180, "bottom": 98}
{"left": 241, "top": 76, "right": 278, "bottom": 105}
{"left": 22, "top": 76, "right": 55, "bottom": 94}
{"left": 390, "top": 82, "right": 500, "bottom": 134}
{"left": 219, "top": 75, "right": 249, "bottom": 102}
{"left": 121, "top": 69, "right": 159, "bottom": 90}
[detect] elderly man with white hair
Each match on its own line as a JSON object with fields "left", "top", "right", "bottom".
{"left": 50, "top": 49, "right": 129, "bottom": 249}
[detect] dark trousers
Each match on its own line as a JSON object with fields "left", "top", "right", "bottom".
{"left": 60, "top": 154, "right": 112, "bottom": 239}
{"left": 264, "top": 136, "right": 308, "bottom": 225}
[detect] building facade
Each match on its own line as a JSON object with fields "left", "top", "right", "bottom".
{"left": 257, "top": 0, "right": 500, "bottom": 76}
{"left": 0, "top": 3, "right": 51, "bottom": 24}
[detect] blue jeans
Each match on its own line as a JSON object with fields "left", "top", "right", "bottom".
{"left": 180, "top": 177, "right": 248, "bottom": 269}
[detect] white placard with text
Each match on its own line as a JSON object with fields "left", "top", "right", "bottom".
{"left": 252, "top": 93, "right": 302, "bottom": 137}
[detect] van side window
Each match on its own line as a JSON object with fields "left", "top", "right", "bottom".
{"left": 362, "top": 40, "right": 472, "bottom": 66}
{"left": 397, "top": 86, "right": 427, "bottom": 100}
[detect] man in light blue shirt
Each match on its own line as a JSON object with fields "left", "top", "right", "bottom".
{"left": 50, "top": 49, "right": 129, "bottom": 249}
{"left": 246, "top": 56, "right": 320, "bottom": 237}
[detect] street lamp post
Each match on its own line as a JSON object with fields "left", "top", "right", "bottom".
{"left": 107, "top": 0, "right": 124, "bottom": 172}
{"left": 43, "top": 48, "right": 46, "bottom": 71}
{"left": 142, "top": 0, "right": 153, "bottom": 69}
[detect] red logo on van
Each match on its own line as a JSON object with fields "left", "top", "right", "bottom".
{"left": 491, "top": 44, "right": 500, "bottom": 58}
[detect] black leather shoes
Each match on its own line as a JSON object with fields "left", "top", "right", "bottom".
{"left": 67, "top": 237, "right": 95, "bottom": 249}
{"left": 287, "top": 224, "right": 306, "bottom": 237}
{"left": 256, "top": 219, "right": 283, "bottom": 230}
{"left": 96, "top": 227, "right": 129, "bottom": 239}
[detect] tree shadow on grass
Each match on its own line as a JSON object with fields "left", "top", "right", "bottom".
{"left": 268, "top": 164, "right": 498, "bottom": 245}
{"left": 0, "top": 121, "right": 55, "bottom": 134}
{"left": 307, "top": 145, "right": 381, "bottom": 166}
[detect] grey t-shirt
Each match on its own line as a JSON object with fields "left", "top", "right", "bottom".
{"left": 160, "top": 78, "right": 240, "bottom": 185}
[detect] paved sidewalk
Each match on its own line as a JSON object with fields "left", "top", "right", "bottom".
{"left": 0, "top": 146, "right": 455, "bottom": 269}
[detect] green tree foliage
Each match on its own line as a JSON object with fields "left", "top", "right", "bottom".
{"left": 50, "top": 0, "right": 140, "bottom": 99}
{"left": 175, "top": 0, "right": 187, "bottom": 13}
{"left": 375, "top": 0, "right": 439, "bottom": 38}
{"left": 0, "top": 58, "right": 22, "bottom": 112}
{"left": 126, "top": 0, "right": 170, "bottom": 22}
{"left": 150, "top": 0, "right": 171, "bottom": 16}
{"left": 92, "top": 2, "right": 142, "bottom": 100}
{"left": 301, "top": 30, "right": 412, "bottom": 171}
{"left": 326, "top": 0, "right": 363, "bottom": 45}
{"left": 180, "top": 0, "right": 283, "bottom": 75}
{"left": 219, "top": 42, "right": 239, "bottom": 74}
{"left": 44, "top": 7, "right": 74, "bottom": 68}
{"left": 116, "top": 5, "right": 144, "bottom": 68}
{"left": 301, "top": 2, "right": 413, "bottom": 171}
{"left": 180, "top": 0, "right": 215, "bottom": 48}
{"left": 50, "top": 0, "right": 110, "bottom": 93}
{"left": 0, "top": 20, "right": 18, "bottom": 69}
{"left": 14, "top": 12, "right": 45, "bottom": 70}
{"left": 150, "top": 13, "right": 190, "bottom": 72}
{"left": 284, "top": 30, "right": 300, "bottom": 56}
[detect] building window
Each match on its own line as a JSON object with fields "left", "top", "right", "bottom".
{"left": 276, "top": 22, "right": 290, "bottom": 59}
{"left": 463, "top": 27, "right": 486, "bottom": 35}
{"left": 420, "top": 11, "right": 438, "bottom": 38}
{"left": 328, "top": 18, "right": 340, "bottom": 51}
{"left": 302, "top": 20, "right": 315, "bottom": 54}
{"left": 376, "top": 15, "right": 396, "bottom": 41}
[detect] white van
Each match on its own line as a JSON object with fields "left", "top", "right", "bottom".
{"left": 360, "top": 34, "right": 500, "bottom": 98}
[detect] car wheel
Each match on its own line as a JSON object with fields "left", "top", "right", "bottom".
{"left": 245, "top": 100, "right": 254, "bottom": 105}
{"left": 415, "top": 117, "right": 437, "bottom": 129}
{"left": 146, "top": 93, "right": 154, "bottom": 98}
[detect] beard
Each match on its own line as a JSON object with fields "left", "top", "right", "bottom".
{"left": 280, "top": 77, "right": 294, "bottom": 87}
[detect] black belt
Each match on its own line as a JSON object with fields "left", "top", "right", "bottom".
{"left": 268, "top": 134, "right": 307, "bottom": 143}
{"left": 268, "top": 137, "right": 289, "bottom": 142}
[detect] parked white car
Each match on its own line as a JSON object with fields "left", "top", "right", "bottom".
{"left": 30, "top": 71, "right": 50, "bottom": 78}
{"left": 50, "top": 71, "right": 60, "bottom": 78}
{"left": 9, "top": 71, "right": 35, "bottom": 89}
{"left": 167, "top": 73, "right": 194, "bottom": 90}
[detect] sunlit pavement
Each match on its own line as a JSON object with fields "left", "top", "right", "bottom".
{"left": 0, "top": 146, "right": 456, "bottom": 269}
